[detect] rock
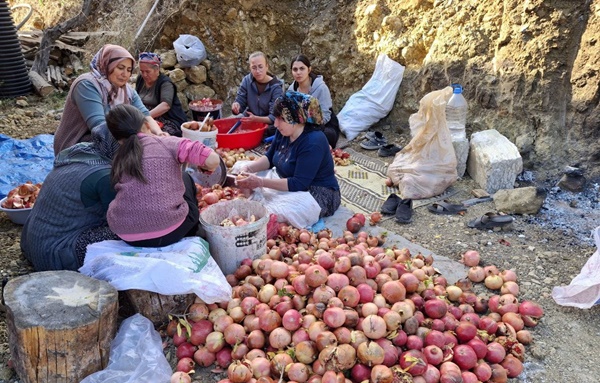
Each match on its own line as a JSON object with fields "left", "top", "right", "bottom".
{"left": 493, "top": 186, "right": 546, "bottom": 215}
{"left": 168, "top": 68, "right": 186, "bottom": 83}
{"left": 467, "top": 129, "right": 523, "bottom": 194}
{"left": 15, "top": 99, "right": 28, "bottom": 107}
{"left": 160, "top": 50, "right": 178, "bottom": 69}
{"left": 452, "top": 137, "right": 469, "bottom": 178}
{"left": 185, "top": 84, "right": 216, "bottom": 101}
{"left": 184, "top": 65, "right": 207, "bottom": 84}
{"left": 557, "top": 174, "right": 586, "bottom": 192}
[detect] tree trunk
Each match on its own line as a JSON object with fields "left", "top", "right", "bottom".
{"left": 31, "top": 0, "right": 95, "bottom": 76}
{"left": 4, "top": 270, "right": 118, "bottom": 383}
{"left": 28, "top": 70, "right": 55, "bottom": 97}
{"left": 124, "top": 289, "right": 195, "bottom": 326}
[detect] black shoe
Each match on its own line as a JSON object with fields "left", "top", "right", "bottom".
{"left": 378, "top": 144, "right": 402, "bottom": 157}
{"left": 381, "top": 193, "right": 401, "bottom": 215}
{"left": 395, "top": 199, "right": 413, "bottom": 224}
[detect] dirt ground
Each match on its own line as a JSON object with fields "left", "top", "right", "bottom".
{"left": 1, "top": 94, "right": 600, "bottom": 382}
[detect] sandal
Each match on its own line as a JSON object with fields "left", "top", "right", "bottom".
{"left": 428, "top": 200, "right": 467, "bottom": 215}
{"left": 467, "top": 212, "right": 514, "bottom": 229}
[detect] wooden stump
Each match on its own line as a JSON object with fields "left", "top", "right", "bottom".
{"left": 4, "top": 271, "right": 118, "bottom": 383}
{"left": 124, "top": 289, "right": 195, "bottom": 326}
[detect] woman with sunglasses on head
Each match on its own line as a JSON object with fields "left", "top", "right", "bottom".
{"left": 54, "top": 44, "right": 166, "bottom": 155}
{"left": 105, "top": 104, "right": 220, "bottom": 247}
{"left": 136, "top": 52, "right": 188, "bottom": 137}
{"left": 288, "top": 54, "right": 340, "bottom": 148}
{"left": 231, "top": 51, "right": 284, "bottom": 136}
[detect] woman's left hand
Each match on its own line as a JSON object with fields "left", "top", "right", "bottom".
{"left": 235, "top": 173, "right": 264, "bottom": 190}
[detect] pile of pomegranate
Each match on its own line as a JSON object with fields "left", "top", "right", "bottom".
{"left": 195, "top": 184, "right": 247, "bottom": 211}
{"left": 182, "top": 118, "right": 217, "bottom": 132}
{"left": 216, "top": 148, "right": 256, "bottom": 168}
{"left": 167, "top": 227, "right": 543, "bottom": 383}
{"left": 331, "top": 148, "right": 351, "bottom": 166}
{"left": 2, "top": 181, "right": 42, "bottom": 209}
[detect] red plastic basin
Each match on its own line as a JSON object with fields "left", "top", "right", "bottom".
{"left": 214, "top": 118, "right": 268, "bottom": 150}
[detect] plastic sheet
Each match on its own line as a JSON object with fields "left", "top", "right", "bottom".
{"left": 79, "top": 314, "right": 172, "bottom": 383}
{"left": 0, "top": 134, "right": 54, "bottom": 198}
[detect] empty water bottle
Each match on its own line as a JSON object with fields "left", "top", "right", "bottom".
{"left": 446, "top": 84, "right": 468, "bottom": 140}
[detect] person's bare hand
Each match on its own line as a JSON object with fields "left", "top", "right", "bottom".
{"left": 232, "top": 102, "right": 240, "bottom": 115}
{"left": 235, "top": 173, "right": 263, "bottom": 190}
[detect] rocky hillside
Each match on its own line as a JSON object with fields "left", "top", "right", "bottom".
{"left": 9, "top": 0, "right": 600, "bottom": 179}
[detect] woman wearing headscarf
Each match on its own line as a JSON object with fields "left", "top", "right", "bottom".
{"left": 236, "top": 91, "right": 341, "bottom": 218}
{"left": 21, "top": 125, "right": 121, "bottom": 271}
{"left": 105, "top": 104, "right": 220, "bottom": 247}
{"left": 53, "top": 44, "right": 165, "bottom": 155}
{"left": 288, "top": 54, "right": 340, "bottom": 148}
{"left": 135, "top": 52, "right": 188, "bottom": 137}
{"left": 231, "top": 51, "right": 284, "bottom": 136}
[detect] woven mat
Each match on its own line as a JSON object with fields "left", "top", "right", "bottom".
{"left": 249, "top": 145, "right": 457, "bottom": 215}
{"left": 335, "top": 148, "right": 458, "bottom": 214}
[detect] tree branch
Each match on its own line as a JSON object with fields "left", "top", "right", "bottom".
{"left": 31, "top": 0, "right": 95, "bottom": 75}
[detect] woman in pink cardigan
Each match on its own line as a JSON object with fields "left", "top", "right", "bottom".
{"left": 105, "top": 104, "right": 220, "bottom": 247}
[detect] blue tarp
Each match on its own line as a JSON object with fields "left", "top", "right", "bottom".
{"left": 0, "top": 134, "right": 54, "bottom": 199}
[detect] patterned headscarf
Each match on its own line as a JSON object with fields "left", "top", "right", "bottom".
{"left": 138, "top": 52, "right": 162, "bottom": 67}
{"left": 54, "top": 124, "right": 119, "bottom": 167}
{"left": 273, "top": 91, "right": 323, "bottom": 125}
{"left": 89, "top": 44, "right": 135, "bottom": 107}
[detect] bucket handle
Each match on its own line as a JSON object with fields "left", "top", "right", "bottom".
{"left": 11, "top": 3, "right": 33, "bottom": 31}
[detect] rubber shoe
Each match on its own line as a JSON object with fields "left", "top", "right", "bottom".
{"left": 378, "top": 144, "right": 402, "bottom": 157}
{"left": 381, "top": 193, "right": 401, "bottom": 215}
{"left": 360, "top": 131, "right": 387, "bottom": 150}
{"left": 395, "top": 198, "right": 413, "bottom": 224}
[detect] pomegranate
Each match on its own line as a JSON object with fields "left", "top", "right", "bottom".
{"left": 423, "top": 298, "right": 448, "bottom": 319}
{"left": 346, "top": 217, "right": 362, "bottom": 233}
{"left": 461, "top": 250, "right": 480, "bottom": 266}
{"left": 362, "top": 315, "right": 387, "bottom": 339}
{"left": 171, "top": 372, "right": 192, "bottom": 383}
{"left": 399, "top": 349, "right": 428, "bottom": 376}
{"left": 452, "top": 344, "right": 478, "bottom": 370}
{"left": 227, "top": 361, "right": 253, "bottom": 383}
{"left": 176, "top": 357, "right": 195, "bottom": 373}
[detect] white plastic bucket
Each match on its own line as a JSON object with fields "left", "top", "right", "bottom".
{"left": 199, "top": 199, "right": 268, "bottom": 275}
{"left": 181, "top": 123, "right": 218, "bottom": 149}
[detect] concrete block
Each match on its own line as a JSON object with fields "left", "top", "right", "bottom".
{"left": 467, "top": 129, "right": 523, "bottom": 194}
{"left": 452, "top": 137, "right": 469, "bottom": 178}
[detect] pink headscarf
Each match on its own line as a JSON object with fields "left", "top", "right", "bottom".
{"left": 89, "top": 44, "right": 135, "bottom": 107}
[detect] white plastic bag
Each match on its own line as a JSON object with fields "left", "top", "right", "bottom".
{"left": 79, "top": 237, "right": 231, "bottom": 303}
{"left": 552, "top": 226, "right": 600, "bottom": 308}
{"left": 338, "top": 54, "right": 405, "bottom": 141}
{"left": 80, "top": 314, "right": 171, "bottom": 383}
{"left": 231, "top": 161, "right": 321, "bottom": 228}
{"left": 387, "top": 87, "right": 458, "bottom": 199}
{"left": 173, "top": 34, "right": 206, "bottom": 68}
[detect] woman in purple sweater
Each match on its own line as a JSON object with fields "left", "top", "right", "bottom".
{"left": 105, "top": 104, "right": 220, "bottom": 247}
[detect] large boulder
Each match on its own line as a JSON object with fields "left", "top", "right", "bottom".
{"left": 493, "top": 187, "right": 546, "bottom": 215}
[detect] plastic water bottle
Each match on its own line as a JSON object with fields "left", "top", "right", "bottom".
{"left": 446, "top": 84, "right": 468, "bottom": 140}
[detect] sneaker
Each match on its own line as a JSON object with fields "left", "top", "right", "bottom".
{"left": 360, "top": 131, "right": 387, "bottom": 150}
{"left": 378, "top": 144, "right": 402, "bottom": 157}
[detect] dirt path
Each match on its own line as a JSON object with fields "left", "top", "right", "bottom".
{"left": 1, "top": 96, "right": 599, "bottom": 382}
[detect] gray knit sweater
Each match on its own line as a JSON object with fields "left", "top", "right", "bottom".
{"left": 21, "top": 125, "right": 118, "bottom": 271}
